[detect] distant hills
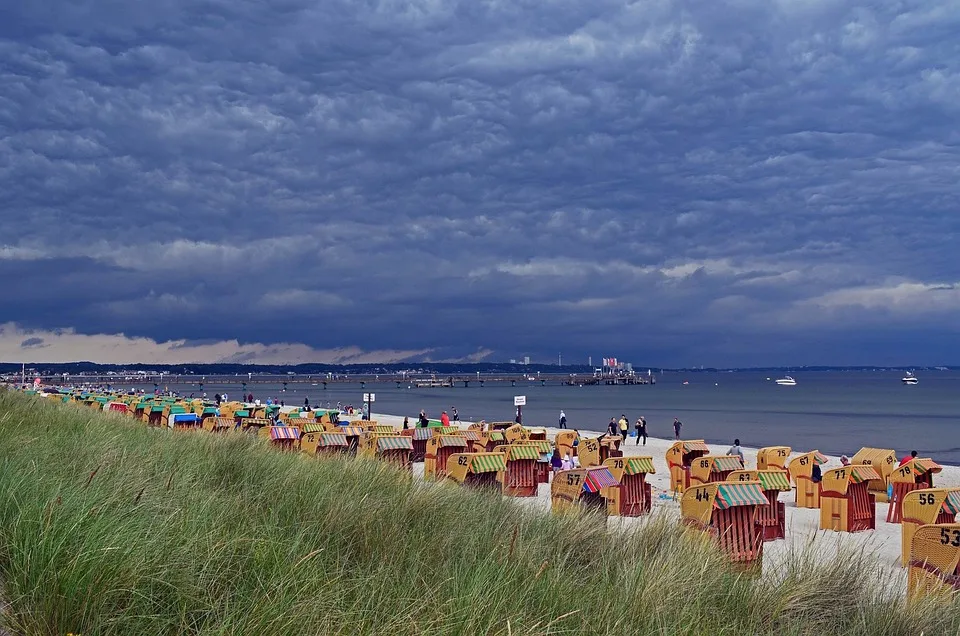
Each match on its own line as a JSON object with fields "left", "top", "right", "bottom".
{"left": 0, "top": 362, "right": 954, "bottom": 377}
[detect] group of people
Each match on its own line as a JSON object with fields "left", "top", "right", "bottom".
{"left": 549, "top": 444, "right": 581, "bottom": 472}
{"left": 559, "top": 412, "right": 688, "bottom": 445}
{"left": 407, "top": 406, "right": 461, "bottom": 429}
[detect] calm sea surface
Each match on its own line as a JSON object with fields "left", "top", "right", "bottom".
{"left": 117, "top": 371, "right": 960, "bottom": 464}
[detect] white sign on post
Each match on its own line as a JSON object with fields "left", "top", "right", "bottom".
{"left": 514, "top": 395, "right": 526, "bottom": 406}
{"left": 363, "top": 393, "right": 376, "bottom": 402}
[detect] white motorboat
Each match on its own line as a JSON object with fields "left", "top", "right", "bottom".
{"left": 775, "top": 376, "right": 797, "bottom": 386}
{"left": 902, "top": 372, "right": 919, "bottom": 385}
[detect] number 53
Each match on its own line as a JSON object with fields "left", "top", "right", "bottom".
{"left": 939, "top": 528, "right": 960, "bottom": 546}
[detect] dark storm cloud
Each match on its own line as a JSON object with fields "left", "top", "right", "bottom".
{"left": 2, "top": 0, "right": 960, "bottom": 365}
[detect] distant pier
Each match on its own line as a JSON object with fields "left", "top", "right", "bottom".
{"left": 562, "top": 375, "right": 655, "bottom": 386}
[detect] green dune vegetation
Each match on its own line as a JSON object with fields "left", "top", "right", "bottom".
{"left": 0, "top": 389, "right": 956, "bottom": 635}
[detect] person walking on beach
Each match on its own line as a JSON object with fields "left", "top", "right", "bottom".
{"left": 618, "top": 414, "right": 629, "bottom": 439}
{"left": 559, "top": 410, "right": 567, "bottom": 429}
{"left": 440, "top": 410, "right": 450, "bottom": 427}
{"left": 673, "top": 417, "right": 682, "bottom": 440}
{"left": 726, "top": 439, "right": 744, "bottom": 463}
{"left": 452, "top": 406, "right": 460, "bottom": 423}
{"left": 635, "top": 416, "right": 647, "bottom": 446}
{"left": 607, "top": 418, "right": 618, "bottom": 437}
{"left": 402, "top": 416, "right": 409, "bottom": 430}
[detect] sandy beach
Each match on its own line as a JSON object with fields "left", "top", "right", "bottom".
{"left": 359, "top": 410, "right": 960, "bottom": 591}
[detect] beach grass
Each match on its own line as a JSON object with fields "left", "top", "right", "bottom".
{"left": 0, "top": 390, "right": 956, "bottom": 635}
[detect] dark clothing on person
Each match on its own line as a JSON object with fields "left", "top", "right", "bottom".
{"left": 811, "top": 464, "right": 822, "bottom": 483}
{"left": 635, "top": 418, "right": 647, "bottom": 445}
{"left": 550, "top": 450, "right": 563, "bottom": 470}
{"left": 559, "top": 415, "right": 567, "bottom": 429}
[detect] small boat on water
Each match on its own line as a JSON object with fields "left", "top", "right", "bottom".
{"left": 902, "top": 372, "right": 919, "bottom": 385}
{"left": 775, "top": 376, "right": 797, "bottom": 386}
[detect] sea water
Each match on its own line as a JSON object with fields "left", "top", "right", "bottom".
{"left": 120, "top": 370, "right": 960, "bottom": 464}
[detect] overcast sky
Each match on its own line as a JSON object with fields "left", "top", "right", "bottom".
{"left": 2, "top": 0, "right": 959, "bottom": 366}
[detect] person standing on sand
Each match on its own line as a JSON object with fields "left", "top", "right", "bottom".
{"left": 558, "top": 410, "right": 567, "bottom": 429}
{"left": 618, "top": 415, "right": 629, "bottom": 439}
{"left": 452, "top": 406, "right": 460, "bottom": 423}
{"left": 607, "top": 418, "right": 618, "bottom": 436}
{"left": 673, "top": 417, "right": 682, "bottom": 440}
{"left": 726, "top": 439, "right": 744, "bottom": 463}
{"left": 402, "top": 416, "right": 409, "bottom": 430}
{"left": 440, "top": 410, "right": 450, "bottom": 427}
{"left": 550, "top": 449, "right": 563, "bottom": 473}
{"left": 304, "top": 397, "right": 310, "bottom": 410}
{"left": 635, "top": 417, "right": 647, "bottom": 446}
{"left": 899, "top": 450, "right": 918, "bottom": 466}
{"left": 419, "top": 410, "right": 429, "bottom": 428}
{"left": 561, "top": 454, "right": 573, "bottom": 471}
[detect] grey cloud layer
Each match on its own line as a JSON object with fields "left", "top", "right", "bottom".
{"left": 2, "top": 0, "right": 959, "bottom": 365}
